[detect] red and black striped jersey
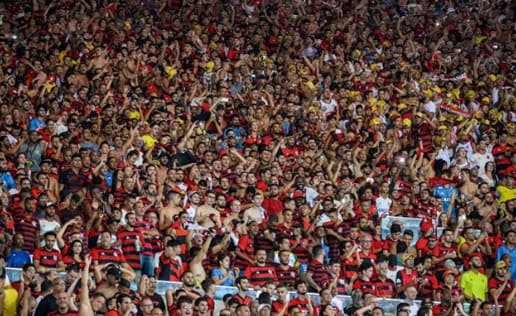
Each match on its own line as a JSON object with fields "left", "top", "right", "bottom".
{"left": 374, "top": 278, "right": 396, "bottom": 298}
{"left": 396, "top": 179, "right": 414, "bottom": 196}
{"left": 353, "top": 279, "right": 376, "bottom": 295}
{"left": 33, "top": 247, "right": 63, "bottom": 268}
{"left": 91, "top": 247, "right": 127, "bottom": 266}
{"left": 233, "top": 293, "right": 252, "bottom": 305}
{"left": 117, "top": 230, "right": 145, "bottom": 270}
{"left": 419, "top": 271, "right": 438, "bottom": 300}
{"left": 489, "top": 277, "right": 515, "bottom": 305}
{"left": 157, "top": 255, "right": 184, "bottom": 282}
{"left": 412, "top": 200, "right": 437, "bottom": 219}
{"left": 307, "top": 260, "right": 332, "bottom": 290}
{"left": 437, "top": 285, "right": 462, "bottom": 300}
{"left": 275, "top": 265, "right": 300, "bottom": 289}
{"left": 291, "top": 237, "right": 313, "bottom": 264}
{"left": 14, "top": 213, "right": 40, "bottom": 252}
{"left": 412, "top": 123, "right": 434, "bottom": 152}
{"left": 243, "top": 264, "right": 278, "bottom": 287}
{"left": 432, "top": 243, "right": 458, "bottom": 268}
{"left": 234, "top": 234, "right": 255, "bottom": 270}
{"left": 323, "top": 221, "right": 349, "bottom": 259}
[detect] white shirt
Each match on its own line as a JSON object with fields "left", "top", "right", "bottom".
{"left": 376, "top": 195, "right": 393, "bottom": 218}
{"left": 470, "top": 151, "right": 494, "bottom": 174}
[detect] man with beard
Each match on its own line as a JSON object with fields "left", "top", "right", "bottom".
{"left": 105, "top": 293, "right": 134, "bottom": 316}
{"left": 33, "top": 231, "right": 65, "bottom": 273}
{"left": 488, "top": 260, "right": 514, "bottom": 305}
{"left": 233, "top": 277, "right": 252, "bottom": 305}
{"left": 140, "top": 182, "right": 160, "bottom": 213}
{"left": 159, "top": 189, "right": 184, "bottom": 233}
{"left": 95, "top": 267, "right": 122, "bottom": 301}
{"left": 287, "top": 281, "right": 315, "bottom": 315}
{"left": 118, "top": 212, "right": 146, "bottom": 274}
{"left": 275, "top": 250, "right": 300, "bottom": 289}
{"left": 412, "top": 189, "right": 437, "bottom": 220}
{"left": 196, "top": 190, "right": 221, "bottom": 228}
{"left": 243, "top": 192, "right": 266, "bottom": 224}
{"left": 459, "top": 255, "right": 488, "bottom": 302}
{"left": 142, "top": 276, "right": 166, "bottom": 311}
{"left": 459, "top": 227, "right": 489, "bottom": 270}
{"left": 185, "top": 191, "right": 202, "bottom": 223}
{"left": 6, "top": 234, "right": 31, "bottom": 267}
{"left": 243, "top": 248, "right": 278, "bottom": 290}
{"left": 262, "top": 184, "right": 283, "bottom": 217}
{"left": 180, "top": 271, "right": 202, "bottom": 301}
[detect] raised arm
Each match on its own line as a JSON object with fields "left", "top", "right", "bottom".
{"left": 79, "top": 256, "right": 93, "bottom": 316}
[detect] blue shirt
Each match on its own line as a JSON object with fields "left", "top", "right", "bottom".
{"left": 1, "top": 173, "right": 15, "bottom": 190}
{"left": 6, "top": 249, "right": 31, "bottom": 268}
{"left": 29, "top": 118, "right": 45, "bottom": 131}
{"left": 496, "top": 245, "right": 516, "bottom": 281}
{"left": 433, "top": 185, "right": 458, "bottom": 217}
{"left": 211, "top": 268, "right": 233, "bottom": 286}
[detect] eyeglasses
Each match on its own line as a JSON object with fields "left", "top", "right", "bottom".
{"left": 142, "top": 304, "right": 154, "bottom": 308}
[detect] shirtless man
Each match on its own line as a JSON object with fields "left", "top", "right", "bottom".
{"left": 95, "top": 267, "right": 121, "bottom": 305}
{"left": 91, "top": 46, "right": 110, "bottom": 71}
{"left": 159, "top": 190, "right": 184, "bottom": 233}
{"left": 188, "top": 232, "right": 214, "bottom": 282}
{"left": 196, "top": 190, "right": 221, "bottom": 228}
{"left": 243, "top": 192, "right": 266, "bottom": 224}
{"left": 185, "top": 191, "right": 202, "bottom": 223}
{"left": 459, "top": 169, "right": 479, "bottom": 201}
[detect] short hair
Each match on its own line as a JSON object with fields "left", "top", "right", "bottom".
{"left": 44, "top": 231, "right": 57, "bottom": 238}
{"left": 235, "top": 277, "right": 248, "bottom": 286}
{"left": 236, "top": 304, "right": 249, "bottom": 313}
{"left": 117, "top": 293, "right": 131, "bottom": 306}
{"left": 176, "top": 296, "right": 193, "bottom": 309}
{"left": 397, "top": 302, "right": 410, "bottom": 314}
{"left": 195, "top": 297, "right": 209, "bottom": 307}
{"left": 359, "top": 261, "right": 374, "bottom": 272}
{"left": 312, "top": 245, "right": 324, "bottom": 257}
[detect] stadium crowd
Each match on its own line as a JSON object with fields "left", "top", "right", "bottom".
{"left": 0, "top": 0, "right": 515, "bottom": 315}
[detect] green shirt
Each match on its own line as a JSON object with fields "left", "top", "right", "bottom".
{"left": 459, "top": 270, "right": 488, "bottom": 301}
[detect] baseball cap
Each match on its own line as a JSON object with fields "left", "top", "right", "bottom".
{"left": 401, "top": 253, "right": 415, "bottom": 264}
{"left": 495, "top": 261, "right": 507, "bottom": 269}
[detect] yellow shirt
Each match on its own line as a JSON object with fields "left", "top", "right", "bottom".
{"left": 459, "top": 270, "right": 488, "bottom": 301}
{"left": 3, "top": 284, "right": 18, "bottom": 316}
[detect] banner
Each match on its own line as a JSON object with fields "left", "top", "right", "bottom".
{"left": 440, "top": 104, "right": 471, "bottom": 118}
{"left": 430, "top": 72, "right": 468, "bottom": 82}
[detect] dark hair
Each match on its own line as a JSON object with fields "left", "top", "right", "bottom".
{"left": 195, "top": 297, "right": 209, "bottom": 307}
{"left": 201, "top": 279, "right": 215, "bottom": 293}
{"left": 313, "top": 245, "right": 324, "bottom": 257}
{"left": 44, "top": 231, "right": 57, "bottom": 238}
{"left": 176, "top": 296, "right": 193, "bottom": 309}
{"left": 65, "top": 240, "right": 84, "bottom": 259}
{"left": 236, "top": 276, "right": 248, "bottom": 286}
{"left": 359, "top": 261, "right": 374, "bottom": 272}
{"left": 397, "top": 302, "right": 410, "bottom": 314}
